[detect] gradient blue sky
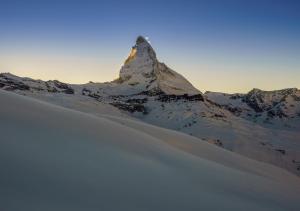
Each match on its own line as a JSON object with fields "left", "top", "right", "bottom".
{"left": 0, "top": 0, "right": 299, "bottom": 93}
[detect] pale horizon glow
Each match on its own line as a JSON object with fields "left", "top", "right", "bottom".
{"left": 1, "top": 52, "right": 299, "bottom": 94}
{"left": 1, "top": 0, "right": 299, "bottom": 93}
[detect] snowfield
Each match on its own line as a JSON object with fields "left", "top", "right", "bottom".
{"left": 1, "top": 90, "right": 300, "bottom": 210}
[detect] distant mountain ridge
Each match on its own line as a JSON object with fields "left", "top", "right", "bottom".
{"left": 206, "top": 88, "right": 300, "bottom": 122}
{"left": 1, "top": 36, "right": 300, "bottom": 176}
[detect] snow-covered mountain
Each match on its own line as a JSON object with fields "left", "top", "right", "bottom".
{"left": 0, "top": 36, "right": 300, "bottom": 177}
{"left": 206, "top": 88, "right": 300, "bottom": 125}
{"left": 115, "top": 36, "right": 201, "bottom": 96}
{"left": 1, "top": 90, "right": 300, "bottom": 210}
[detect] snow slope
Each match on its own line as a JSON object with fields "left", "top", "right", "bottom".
{"left": 0, "top": 90, "right": 300, "bottom": 211}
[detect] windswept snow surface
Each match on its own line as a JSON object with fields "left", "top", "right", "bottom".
{"left": 0, "top": 90, "right": 300, "bottom": 211}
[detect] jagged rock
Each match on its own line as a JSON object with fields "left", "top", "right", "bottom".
{"left": 52, "top": 80, "right": 74, "bottom": 94}
{"left": 110, "top": 102, "right": 148, "bottom": 114}
{"left": 267, "top": 110, "right": 276, "bottom": 118}
{"left": 126, "top": 98, "right": 148, "bottom": 104}
{"left": 157, "top": 94, "right": 204, "bottom": 102}
{"left": 0, "top": 78, "right": 30, "bottom": 91}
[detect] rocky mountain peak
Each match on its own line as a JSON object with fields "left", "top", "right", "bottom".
{"left": 136, "top": 36, "right": 147, "bottom": 44}
{"left": 117, "top": 36, "right": 202, "bottom": 96}
{"left": 135, "top": 36, "right": 156, "bottom": 60}
{"left": 123, "top": 36, "right": 156, "bottom": 65}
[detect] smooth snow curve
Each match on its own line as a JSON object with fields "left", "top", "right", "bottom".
{"left": 0, "top": 90, "right": 299, "bottom": 211}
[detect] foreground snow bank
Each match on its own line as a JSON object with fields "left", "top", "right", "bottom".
{"left": 0, "top": 90, "right": 299, "bottom": 211}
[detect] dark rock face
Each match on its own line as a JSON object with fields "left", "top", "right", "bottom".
{"left": 136, "top": 36, "right": 148, "bottom": 45}
{"left": 52, "top": 80, "right": 74, "bottom": 94}
{"left": 136, "top": 87, "right": 204, "bottom": 103}
{"left": 243, "top": 90, "right": 265, "bottom": 112}
{"left": 82, "top": 88, "right": 92, "bottom": 96}
{"left": 137, "top": 88, "right": 165, "bottom": 97}
{"left": 275, "top": 108, "right": 288, "bottom": 118}
{"left": 214, "top": 113, "right": 226, "bottom": 118}
{"left": 82, "top": 88, "right": 101, "bottom": 100}
{"left": 0, "top": 74, "right": 75, "bottom": 94}
{"left": 225, "top": 106, "right": 242, "bottom": 115}
{"left": 292, "top": 95, "right": 300, "bottom": 101}
{"left": 89, "top": 93, "right": 101, "bottom": 100}
{"left": 267, "top": 110, "right": 276, "bottom": 118}
{"left": 108, "top": 95, "right": 148, "bottom": 115}
{"left": 45, "top": 82, "right": 58, "bottom": 93}
{"left": 110, "top": 102, "right": 148, "bottom": 114}
{"left": 0, "top": 75, "right": 30, "bottom": 91}
{"left": 126, "top": 98, "right": 148, "bottom": 104}
{"left": 5, "top": 83, "right": 30, "bottom": 91}
{"left": 157, "top": 94, "right": 204, "bottom": 102}
{"left": 53, "top": 80, "right": 69, "bottom": 89}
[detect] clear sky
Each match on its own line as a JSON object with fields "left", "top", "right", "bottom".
{"left": 0, "top": 0, "right": 299, "bottom": 93}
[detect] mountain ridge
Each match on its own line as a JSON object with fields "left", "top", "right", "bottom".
{"left": 0, "top": 36, "right": 300, "bottom": 176}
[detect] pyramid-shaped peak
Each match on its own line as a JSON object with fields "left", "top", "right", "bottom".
{"left": 118, "top": 37, "right": 202, "bottom": 96}
{"left": 136, "top": 36, "right": 148, "bottom": 45}
{"left": 123, "top": 36, "right": 156, "bottom": 66}
{"left": 134, "top": 36, "right": 156, "bottom": 59}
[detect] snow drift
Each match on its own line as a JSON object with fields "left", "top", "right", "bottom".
{"left": 0, "top": 90, "right": 299, "bottom": 211}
